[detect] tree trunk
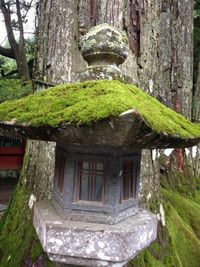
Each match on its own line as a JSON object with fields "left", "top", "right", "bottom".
{"left": 192, "top": 61, "right": 200, "bottom": 178}
{"left": 0, "top": 0, "right": 30, "bottom": 80}
{"left": 0, "top": 1, "right": 196, "bottom": 267}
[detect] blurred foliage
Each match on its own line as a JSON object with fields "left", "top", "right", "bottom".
{"left": 0, "top": 56, "right": 16, "bottom": 75}
{"left": 24, "top": 37, "right": 35, "bottom": 60}
{"left": 195, "top": 0, "right": 200, "bottom": 17}
{"left": 0, "top": 78, "right": 33, "bottom": 103}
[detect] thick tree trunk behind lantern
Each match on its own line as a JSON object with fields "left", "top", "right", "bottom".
{"left": 0, "top": 1, "right": 195, "bottom": 267}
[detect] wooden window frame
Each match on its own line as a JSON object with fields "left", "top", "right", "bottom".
{"left": 121, "top": 160, "right": 137, "bottom": 202}
{"left": 77, "top": 160, "right": 106, "bottom": 204}
{"left": 56, "top": 155, "right": 65, "bottom": 196}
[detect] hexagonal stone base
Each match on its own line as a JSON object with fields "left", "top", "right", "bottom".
{"left": 33, "top": 201, "right": 157, "bottom": 267}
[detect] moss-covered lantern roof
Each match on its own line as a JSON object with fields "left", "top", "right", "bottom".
{"left": 0, "top": 79, "right": 199, "bottom": 149}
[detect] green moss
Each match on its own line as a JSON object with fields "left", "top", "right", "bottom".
{"left": 131, "top": 187, "right": 200, "bottom": 267}
{"left": 0, "top": 80, "right": 199, "bottom": 139}
{"left": 165, "top": 201, "right": 200, "bottom": 267}
{"left": 0, "top": 186, "right": 32, "bottom": 267}
{"left": 129, "top": 249, "right": 165, "bottom": 267}
{"left": 196, "top": 177, "right": 200, "bottom": 190}
{"left": 161, "top": 170, "right": 197, "bottom": 198}
{"left": 162, "top": 188, "right": 200, "bottom": 239}
{"left": 30, "top": 241, "right": 43, "bottom": 262}
{"left": 0, "top": 184, "right": 55, "bottom": 267}
{"left": 0, "top": 192, "right": 14, "bottom": 233}
{"left": 130, "top": 238, "right": 181, "bottom": 267}
{"left": 0, "top": 151, "right": 55, "bottom": 267}
{"left": 193, "top": 190, "right": 200, "bottom": 204}
{"left": 149, "top": 197, "right": 160, "bottom": 213}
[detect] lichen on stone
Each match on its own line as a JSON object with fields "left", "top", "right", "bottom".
{"left": 0, "top": 80, "right": 199, "bottom": 140}
{"left": 81, "top": 23, "right": 128, "bottom": 46}
{"left": 80, "top": 23, "right": 128, "bottom": 65}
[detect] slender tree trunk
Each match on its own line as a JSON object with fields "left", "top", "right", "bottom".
{"left": 0, "top": 0, "right": 30, "bottom": 80}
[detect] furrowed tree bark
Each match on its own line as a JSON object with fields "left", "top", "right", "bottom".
{"left": 193, "top": 61, "right": 200, "bottom": 178}
{"left": 0, "top": 1, "right": 196, "bottom": 267}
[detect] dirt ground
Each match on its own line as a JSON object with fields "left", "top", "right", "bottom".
{"left": 0, "top": 178, "right": 18, "bottom": 205}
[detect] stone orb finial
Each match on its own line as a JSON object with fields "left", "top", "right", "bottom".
{"left": 81, "top": 23, "right": 128, "bottom": 66}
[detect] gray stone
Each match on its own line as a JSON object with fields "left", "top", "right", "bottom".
{"left": 0, "top": 111, "right": 199, "bottom": 149}
{"left": 77, "top": 23, "right": 134, "bottom": 85}
{"left": 52, "top": 145, "right": 141, "bottom": 225}
{"left": 34, "top": 201, "right": 157, "bottom": 267}
{"left": 0, "top": 204, "right": 7, "bottom": 212}
{"left": 80, "top": 23, "right": 128, "bottom": 67}
{"left": 75, "top": 65, "right": 135, "bottom": 84}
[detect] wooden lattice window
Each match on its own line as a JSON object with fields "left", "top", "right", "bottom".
{"left": 56, "top": 156, "right": 65, "bottom": 195}
{"left": 121, "top": 161, "right": 136, "bottom": 201}
{"left": 78, "top": 161, "right": 105, "bottom": 202}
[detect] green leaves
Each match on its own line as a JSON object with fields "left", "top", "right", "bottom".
{"left": 0, "top": 78, "right": 32, "bottom": 103}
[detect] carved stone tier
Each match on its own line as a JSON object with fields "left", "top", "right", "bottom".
{"left": 34, "top": 201, "right": 157, "bottom": 267}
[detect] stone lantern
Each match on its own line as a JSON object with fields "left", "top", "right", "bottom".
{"left": 52, "top": 25, "right": 142, "bottom": 228}
{"left": 39, "top": 25, "right": 158, "bottom": 267}
{"left": 0, "top": 24, "right": 199, "bottom": 267}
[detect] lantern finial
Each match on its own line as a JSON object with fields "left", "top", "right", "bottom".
{"left": 77, "top": 23, "right": 133, "bottom": 83}
{"left": 81, "top": 23, "right": 128, "bottom": 66}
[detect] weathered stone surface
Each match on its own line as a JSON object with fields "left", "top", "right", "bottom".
{"left": 77, "top": 24, "right": 133, "bottom": 85}
{"left": 0, "top": 111, "right": 199, "bottom": 149}
{"left": 52, "top": 144, "right": 141, "bottom": 225}
{"left": 76, "top": 65, "right": 135, "bottom": 84}
{"left": 53, "top": 200, "right": 139, "bottom": 225}
{"left": 34, "top": 201, "right": 157, "bottom": 267}
{"left": 80, "top": 23, "right": 128, "bottom": 66}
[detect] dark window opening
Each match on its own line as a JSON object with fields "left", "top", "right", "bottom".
{"left": 121, "top": 161, "right": 136, "bottom": 201}
{"left": 57, "top": 156, "right": 65, "bottom": 195}
{"left": 78, "top": 161, "right": 105, "bottom": 202}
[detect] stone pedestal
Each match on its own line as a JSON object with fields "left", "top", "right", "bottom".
{"left": 34, "top": 201, "right": 157, "bottom": 267}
